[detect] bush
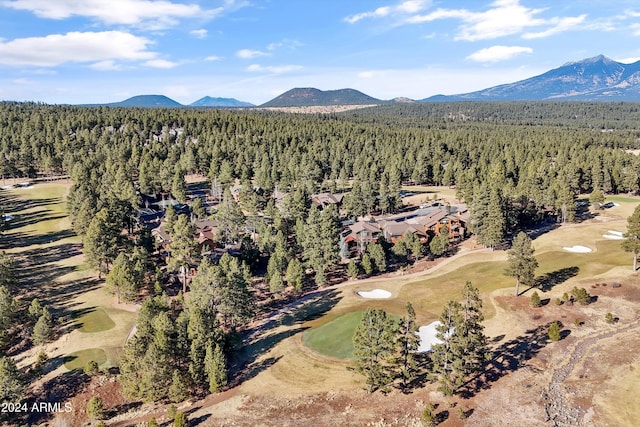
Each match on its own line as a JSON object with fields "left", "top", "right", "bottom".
{"left": 456, "top": 406, "right": 468, "bottom": 420}
{"left": 421, "top": 403, "right": 436, "bottom": 427}
{"left": 570, "top": 287, "right": 591, "bottom": 305}
{"left": 84, "top": 360, "right": 100, "bottom": 376}
{"left": 573, "top": 319, "right": 583, "bottom": 327}
{"left": 166, "top": 404, "right": 177, "bottom": 421}
{"left": 548, "top": 321, "right": 561, "bottom": 342}
{"left": 86, "top": 396, "right": 105, "bottom": 420}
{"left": 530, "top": 291, "right": 541, "bottom": 308}
{"left": 605, "top": 312, "right": 615, "bottom": 324}
{"left": 554, "top": 297, "right": 562, "bottom": 306}
{"left": 174, "top": 412, "right": 189, "bottom": 427}
{"left": 148, "top": 418, "right": 159, "bottom": 427}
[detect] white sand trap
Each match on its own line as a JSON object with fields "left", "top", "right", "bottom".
{"left": 603, "top": 234, "right": 624, "bottom": 240}
{"left": 613, "top": 202, "right": 620, "bottom": 206}
{"left": 357, "top": 289, "right": 392, "bottom": 299}
{"left": 608, "top": 230, "right": 624, "bottom": 236}
{"left": 563, "top": 245, "right": 592, "bottom": 253}
{"left": 416, "top": 321, "right": 443, "bottom": 352}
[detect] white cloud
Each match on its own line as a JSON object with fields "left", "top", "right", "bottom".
{"left": 247, "top": 64, "right": 303, "bottom": 74}
{"left": 2, "top": 0, "right": 220, "bottom": 30}
{"left": 90, "top": 60, "right": 123, "bottom": 70}
{"left": 205, "top": 55, "right": 222, "bottom": 61}
{"left": 144, "top": 59, "right": 179, "bottom": 68}
{"left": 267, "top": 39, "right": 303, "bottom": 51}
{"left": 407, "top": 0, "right": 586, "bottom": 41}
{"left": 190, "top": 29, "right": 208, "bottom": 39}
{"left": 616, "top": 56, "right": 640, "bottom": 64}
{"left": 345, "top": 0, "right": 433, "bottom": 23}
{"left": 11, "top": 78, "right": 34, "bottom": 84}
{"left": 236, "top": 49, "right": 270, "bottom": 59}
{"left": 467, "top": 45, "right": 533, "bottom": 63}
{"left": 0, "top": 31, "right": 156, "bottom": 67}
{"left": 523, "top": 15, "right": 586, "bottom": 39}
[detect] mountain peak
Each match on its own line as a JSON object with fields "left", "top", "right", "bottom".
{"left": 424, "top": 54, "right": 640, "bottom": 102}
{"left": 260, "top": 87, "right": 383, "bottom": 107}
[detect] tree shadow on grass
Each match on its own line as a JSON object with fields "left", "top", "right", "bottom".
{"left": 459, "top": 323, "right": 553, "bottom": 398}
{"left": 533, "top": 266, "right": 580, "bottom": 292}
{"left": 0, "top": 229, "right": 75, "bottom": 250}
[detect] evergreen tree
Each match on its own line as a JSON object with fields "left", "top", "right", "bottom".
{"left": 548, "top": 321, "right": 561, "bottom": 342}
{"left": 86, "top": 396, "right": 105, "bottom": 420}
{"left": 28, "top": 298, "right": 43, "bottom": 321}
{"left": 83, "top": 208, "right": 121, "bottom": 276}
{"left": 505, "top": 232, "right": 538, "bottom": 296}
{"left": 458, "top": 282, "right": 489, "bottom": 378}
{"left": 168, "top": 369, "right": 189, "bottom": 403}
{"left": 347, "top": 259, "right": 360, "bottom": 279}
{"left": 32, "top": 307, "right": 53, "bottom": 345}
{"left": 173, "top": 412, "right": 189, "bottom": 427}
{"left": 366, "top": 242, "right": 387, "bottom": 273}
{"left": 167, "top": 215, "right": 200, "bottom": 294}
{"left": 0, "top": 252, "right": 15, "bottom": 289}
{"left": 622, "top": 204, "right": 640, "bottom": 271}
{"left": 285, "top": 258, "right": 304, "bottom": 292}
{"left": 0, "top": 285, "right": 15, "bottom": 332}
{"left": 430, "top": 300, "right": 463, "bottom": 396}
{"left": 205, "top": 343, "right": 228, "bottom": 393}
{"left": 429, "top": 233, "right": 448, "bottom": 257}
{"left": 589, "top": 188, "right": 605, "bottom": 209}
{"left": 361, "top": 253, "right": 373, "bottom": 276}
{"left": 215, "top": 188, "right": 245, "bottom": 244}
{"left": 394, "top": 302, "right": 420, "bottom": 391}
{"left": 172, "top": 169, "right": 187, "bottom": 204}
{"left": 352, "top": 308, "right": 396, "bottom": 393}
{"left": 191, "top": 197, "right": 206, "bottom": 221}
{"left": 0, "top": 356, "right": 23, "bottom": 404}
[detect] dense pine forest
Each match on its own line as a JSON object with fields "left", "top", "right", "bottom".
{"left": 2, "top": 100, "right": 640, "bottom": 410}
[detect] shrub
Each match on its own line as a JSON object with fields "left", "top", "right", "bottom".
{"left": 570, "top": 287, "right": 591, "bottom": 305}
{"left": 562, "top": 292, "right": 569, "bottom": 302}
{"left": 530, "top": 291, "right": 541, "bottom": 308}
{"left": 421, "top": 403, "right": 436, "bottom": 427}
{"left": 148, "top": 418, "right": 159, "bottom": 427}
{"left": 86, "top": 396, "right": 105, "bottom": 420}
{"left": 84, "top": 360, "right": 100, "bottom": 376}
{"left": 174, "top": 412, "right": 189, "bottom": 427}
{"left": 554, "top": 297, "right": 562, "bottom": 306}
{"left": 573, "top": 319, "right": 583, "bottom": 327}
{"left": 548, "top": 321, "right": 561, "bottom": 342}
{"left": 605, "top": 312, "right": 615, "bottom": 324}
{"left": 456, "top": 406, "right": 468, "bottom": 420}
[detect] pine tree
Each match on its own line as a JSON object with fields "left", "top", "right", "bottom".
{"left": 366, "top": 242, "right": 387, "bottom": 273}
{"left": 0, "top": 285, "right": 15, "bottom": 332}
{"left": 0, "top": 356, "right": 23, "bottom": 404}
{"left": 86, "top": 396, "right": 105, "bottom": 420}
{"left": 548, "top": 321, "right": 561, "bottom": 342}
{"left": 172, "top": 170, "right": 187, "bottom": 204}
{"left": 505, "top": 232, "right": 538, "bottom": 296}
{"left": 347, "top": 259, "right": 359, "bottom": 279}
{"left": 361, "top": 253, "right": 373, "bottom": 276}
{"left": 191, "top": 197, "right": 206, "bottom": 221}
{"left": 458, "top": 282, "right": 489, "bottom": 378}
{"left": 216, "top": 188, "right": 245, "bottom": 244}
{"left": 622, "top": 204, "right": 640, "bottom": 271}
{"left": 173, "top": 412, "right": 189, "bottom": 427}
{"left": 83, "top": 208, "right": 121, "bottom": 276}
{"left": 395, "top": 302, "right": 420, "bottom": 391}
{"left": 205, "top": 343, "right": 228, "bottom": 393}
{"left": 32, "top": 307, "right": 53, "bottom": 345}
{"left": 430, "top": 300, "right": 463, "bottom": 396}
{"left": 167, "top": 215, "right": 200, "bottom": 294}
{"left": 352, "top": 308, "right": 396, "bottom": 393}
{"left": 285, "top": 258, "right": 304, "bottom": 292}
{"left": 168, "top": 369, "right": 189, "bottom": 403}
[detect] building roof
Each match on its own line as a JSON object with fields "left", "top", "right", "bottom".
{"left": 311, "top": 192, "right": 344, "bottom": 207}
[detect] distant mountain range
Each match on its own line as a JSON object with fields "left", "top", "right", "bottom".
{"left": 100, "top": 95, "right": 255, "bottom": 108}
{"left": 189, "top": 96, "right": 255, "bottom": 107}
{"left": 425, "top": 55, "right": 640, "bottom": 102}
{"left": 86, "top": 55, "right": 640, "bottom": 108}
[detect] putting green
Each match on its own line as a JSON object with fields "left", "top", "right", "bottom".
{"left": 77, "top": 308, "right": 116, "bottom": 333}
{"left": 64, "top": 348, "right": 107, "bottom": 371}
{"left": 303, "top": 311, "right": 364, "bottom": 359}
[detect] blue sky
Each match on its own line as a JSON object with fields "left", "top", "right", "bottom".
{"left": 1, "top": 0, "right": 640, "bottom": 105}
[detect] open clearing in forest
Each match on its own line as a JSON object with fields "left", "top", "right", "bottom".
{"left": 0, "top": 184, "right": 137, "bottom": 377}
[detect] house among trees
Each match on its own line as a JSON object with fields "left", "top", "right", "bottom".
{"left": 310, "top": 192, "right": 344, "bottom": 210}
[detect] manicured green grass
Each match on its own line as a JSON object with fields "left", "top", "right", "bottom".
{"left": 63, "top": 348, "right": 107, "bottom": 371}
{"left": 303, "top": 311, "right": 364, "bottom": 359}
{"left": 77, "top": 308, "right": 116, "bottom": 333}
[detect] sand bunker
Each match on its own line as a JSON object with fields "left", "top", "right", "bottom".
{"left": 416, "top": 321, "right": 443, "bottom": 352}
{"left": 602, "top": 229, "right": 624, "bottom": 240}
{"left": 357, "top": 289, "right": 392, "bottom": 299}
{"left": 563, "top": 245, "right": 592, "bottom": 253}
